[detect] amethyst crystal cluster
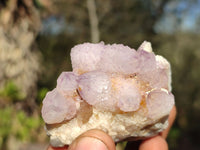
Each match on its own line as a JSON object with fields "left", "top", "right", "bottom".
{"left": 41, "top": 41, "right": 175, "bottom": 146}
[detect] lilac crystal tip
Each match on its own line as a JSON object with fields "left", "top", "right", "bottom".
{"left": 41, "top": 41, "right": 175, "bottom": 124}
{"left": 41, "top": 88, "right": 76, "bottom": 124}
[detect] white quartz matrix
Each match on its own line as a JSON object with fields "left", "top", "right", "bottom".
{"left": 41, "top": 41, "right": 175, "bottom": 147}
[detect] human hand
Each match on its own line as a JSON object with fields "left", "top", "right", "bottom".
{"left": 47, "top": 106, "right": 176, "bottom": 150}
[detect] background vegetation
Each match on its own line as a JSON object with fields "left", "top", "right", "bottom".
{"left": 0, "top": 0, "right": 200, "bottom": 150}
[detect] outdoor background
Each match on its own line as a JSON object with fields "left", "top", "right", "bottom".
{"left": 0, "top": 0, "right": 200, "bottom": 150}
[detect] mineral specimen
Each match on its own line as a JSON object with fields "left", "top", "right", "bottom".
{"left": 41, "top": 41, "right": 175, "bottom": 147}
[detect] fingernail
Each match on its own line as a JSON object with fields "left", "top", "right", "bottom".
{"left": 69, "top": 137, "right": 108, "bottom": 150}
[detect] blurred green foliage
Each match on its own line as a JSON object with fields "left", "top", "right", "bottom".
{"left": 167, "top": 127, "right": 181, "bottom": 149}
{"left": 0, "top": 81, "right": 25, "bottom": 101}
{"left": 37, "top": 88, "right": 49, "bottom": 103}
{"left": 0, "top": 107, "right": 42, "bottom": 148}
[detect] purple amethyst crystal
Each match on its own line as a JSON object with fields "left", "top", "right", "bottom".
{"left": 42, "top": 41, "right": 174, "bottom": 125}
{"left": 41, "top": 88, "right": 76, "bottom": 124}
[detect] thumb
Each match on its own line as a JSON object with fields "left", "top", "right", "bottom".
{"left": 68, "top": 129, "right": 116, "bottom": 150}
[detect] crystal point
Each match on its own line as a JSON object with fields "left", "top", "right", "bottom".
{"left": 41, "top": 88, "right": 76, "bottom": 124}
{"left": 146, "top": 89, "right": 174, "bottom": 120}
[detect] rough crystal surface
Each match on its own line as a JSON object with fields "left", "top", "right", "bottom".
{"left": 78, "top": 71, "right": 114, "bottom": 111}
{"left": 70, "top": 42, "right": 104, "bottom": 74}
{"left": 98, "top": 44, "right": 139, "bottom": 74}
{"left": 116, "top": 78, "right": 141, "bottom": 112}
{"left": 56, "top": 72, "right": 78, "bottom": 95}
{"left": 41, "top": 41, "right": 175, "bottom": 147}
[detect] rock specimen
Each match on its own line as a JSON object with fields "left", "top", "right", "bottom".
{"left": 41, "top": 41, "right": 175, "bottom": 147}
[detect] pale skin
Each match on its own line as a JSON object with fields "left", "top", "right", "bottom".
{"left": 47, "top": 106, "right": 176, "bottom": 150}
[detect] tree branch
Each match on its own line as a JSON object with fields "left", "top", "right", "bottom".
{"left": 87, "top": 0, "right": 100, "bottom": 43}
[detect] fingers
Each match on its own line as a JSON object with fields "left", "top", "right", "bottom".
{"left": 139, "top": 136, "right": 168, "bottom": 150}
{"left": 125, "top": 136, "right": 168, "bottom": 150}
{"left": 47, "top": 129, "right": 116, "bottom": 150}
{"left": 68, "top": 129, "right": 115, "bottom": 150}
{"left": 160, "top": 105, "right": 177, "bottom": 138}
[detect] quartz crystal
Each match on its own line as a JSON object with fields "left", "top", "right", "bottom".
{"left": 41, "top": 41, "right": 175, "bottom": 147}
{"left": 41, "top": 88, "right": 77, "bottom": 124}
